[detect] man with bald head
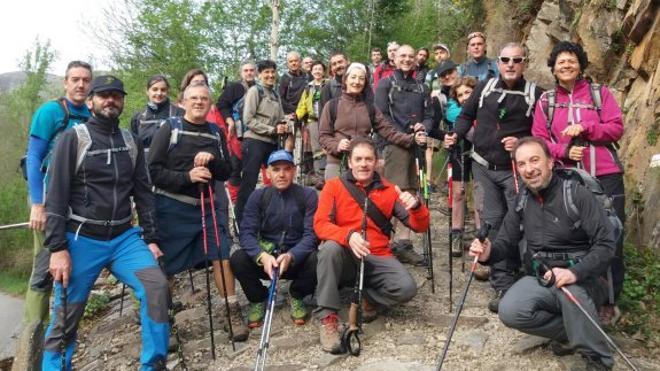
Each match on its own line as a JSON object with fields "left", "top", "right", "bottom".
{"left": 446, "top": 42, "right": 542, "bottom": 312}
{"left": 375, "top": 44, "right": 434, "bottom": 265}
{"left": 279, "top": 51, "right": 309, "bottom": 116}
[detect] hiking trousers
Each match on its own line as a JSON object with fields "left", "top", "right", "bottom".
{"left": 313, "top": 241, "right": 417, "bottom": 319}
{"left": 42, "top": 228, "right": 169, "bottom": 371}
{"left": 498, "top": 276, "right": 613, "bottom": 367}
{"left": 230, "top": 249, "right": 318, "bottom": 303}
{"left": 235, "top": 138, "right": 277, "bottom": 223}
{"left": 472, "top": 162, "right": 521, "bottom": 292}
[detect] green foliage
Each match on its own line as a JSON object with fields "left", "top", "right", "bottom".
{"left": 0, "top": 39, "right": 55, "bottom": 295}
{"left": 647, "top": 117, "right": 659, "bottom": 146}
{"left": 616, "top": 243, "right": 660, "bottom": 342}
{"left": 84, "top": 292, "right": 111, "bottom": 319}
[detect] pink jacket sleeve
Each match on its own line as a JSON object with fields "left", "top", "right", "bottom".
{"left": 580, "top": 86, "right": 624, "bottom": 144}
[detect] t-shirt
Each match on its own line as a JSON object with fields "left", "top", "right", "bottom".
{"left": 30, "top": 98, "right": 90, "bottom": 155}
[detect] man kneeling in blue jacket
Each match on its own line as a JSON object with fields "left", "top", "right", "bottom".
{"left": 230, "top": 150, "right": 318, "bottom": 335}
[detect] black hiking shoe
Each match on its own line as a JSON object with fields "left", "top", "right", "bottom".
{"left": 450, "top": 229, "right": 464, "bottom": 257}
{"left": 550, "top": 340, "right": 575, "bottom": 356}
{"left": 488, "top": 290, "right": 505, "bottom": 313}
{"left": 391, "top": 240, "right": 425, "bottom": 266}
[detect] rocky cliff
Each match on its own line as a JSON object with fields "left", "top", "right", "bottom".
{"left": 483, "top": 0, "right": 659, "bottom": 250}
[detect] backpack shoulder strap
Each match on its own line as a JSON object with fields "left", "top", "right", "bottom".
{"left": 524, "top": 81, "right": 537, "bottom": 117}
{"left": 73, "top": 124, "right": 93, "bottom": 173}
{"left": 589, "top": 83, "right": 602, "bottom": 111}
{"left": 328, "top": 97, "right": 340, "bottom": 131}
{"left": 291, "top": 184, "right": 307, "bottom": 215}
{"left": 120, "top": 128, "right": 138, "bottom": 170}
{"left": 167, "top": 117, "right": 184, "bottom": 151}
{"left": 545, "top": 89, "right": 557, "bottom": 135}
{"left": 339, "top": 177, "right": 393, "bottom": 236}
{"left": 478, "top": 78, "right": 498, "bottom": 108}
{"left": 53, "top": 97, "right": 71, "bottom": 138}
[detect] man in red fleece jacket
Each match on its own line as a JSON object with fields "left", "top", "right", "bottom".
{"left": 312, "top": 137, "right": 429, "bottom": 353}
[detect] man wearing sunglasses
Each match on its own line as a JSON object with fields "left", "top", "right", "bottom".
{"left": 459, "top": 31, "right": 499, "bottom": 81}
{"left": 445, "top": 42, "right": 543, "bottom": 313}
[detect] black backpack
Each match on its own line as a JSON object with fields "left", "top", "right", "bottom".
{"left": 515, "top": 168, "right": 623, "bottom": 242}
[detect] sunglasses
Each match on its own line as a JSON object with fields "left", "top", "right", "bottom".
{"left": 498, "top": 56, "right": 526, "bottom": 64}
{"left": 467, "top": 32, "right": 485, "bottom": 40}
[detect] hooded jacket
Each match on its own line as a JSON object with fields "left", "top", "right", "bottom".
{"left": 531, "top": 79, "right": 623, "bottom": 176}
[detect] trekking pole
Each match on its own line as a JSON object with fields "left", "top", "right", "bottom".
{"left": 199, "top": 184, "right": 216, "bottom": 360}
{"left": 297, "top": 120, "right": 305, "bottom": 186}
{"left": 447, "top": 157, "right": 453, "bottom": 312}
{"left": 60, "top": 284, "right": 68, "bottom": 370}
{"left": 158, "top": 258, "right": 189, "bottom": 371}
{"left": 119, "top": 284, "right": 126, "bottom": 316}
{"left": 415, "top": 140, "right": 435, "bottom": 294}
{"left": 0, "top": 221, "right": 29, "bottom": 231}
{"left": 532, "top": 254, "right": 639, "bottom": 371}
{"left": 341, "top": 197, "right": 369, "bottom": 356}
{"left": 225, "top": 186, "right": 240, "bottom": 237}
{"left": 254, "top": 231, "right": 285, "bottom": 371}
{"left": 510, "top": 152, "right": 519, "bottom": 194}
{"left": 207, "top": 183, "right": 236, "bottom": 351}
{"left": 437, "top": 222, "right": 492, "bottom": 370}
{"left": 188, "top": 270, "right": 196, "bottom": 293}
{"left": 459, "top": 142, "right": 467, "bottom": 273}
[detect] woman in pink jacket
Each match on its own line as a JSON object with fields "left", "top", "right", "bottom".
{"left": 531, "top": 41, "right": 624, "bottom": 324}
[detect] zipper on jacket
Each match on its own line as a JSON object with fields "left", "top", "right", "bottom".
{"left": 109, "top": 134, "right": 120, "bottom": 240}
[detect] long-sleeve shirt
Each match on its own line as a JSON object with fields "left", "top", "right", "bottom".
{"left": 279, "top": 70, "right": 308, "bottom": 114}
{"left": 149, "top": 118, "right": 231, "bottom": 199}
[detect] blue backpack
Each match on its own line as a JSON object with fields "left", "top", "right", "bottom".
{"left": 231, "top": 84, "right": 268, "bottom": 139}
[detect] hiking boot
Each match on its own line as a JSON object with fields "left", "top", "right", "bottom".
{"left": 550, "top": 340, "right": 575, "bottom": 356}
{"left": 319, "top": 313, "right": 343, "bottom": 354}
{"left": 392, "top": 240, "right": 425, "bottom": 266}
{"left": 362, "top": 299, "right": 379, "bottom": 323}
{"left": 598, "top": 305, "right": 620, "bottom": 326}
{"left": 488, "top": 290, "right": 505, "bottom": 313}
{"left": 225, "top": 302, "right": 249, "bottom": 342}
{"left": 560, "top": 354, "right": 612, "bottom": 371}
{"left": 247, "top": 302, "right": 266, "bottom": 329}
{"left": 307, "top": 171, "right": 325, "bottom": 190}
{"left": 289, "top": 297, "right": 308, "bottom": 325}
{"left": 473, "top": 264, "right": 490, "bottom": 281}
{"left": 450, "top": 229, "right": 464, "bottom": 258}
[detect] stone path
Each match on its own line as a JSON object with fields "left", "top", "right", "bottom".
{"left": 0, "top": 292, "right": 24, "bottom": 364}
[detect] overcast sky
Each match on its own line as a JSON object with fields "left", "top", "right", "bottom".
{"left": 0, "top": 0, "right": 112, "bottom": 75}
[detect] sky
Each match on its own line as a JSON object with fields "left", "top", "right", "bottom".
{"left": 0, "top": 0, "right": 113, "bottom": 75}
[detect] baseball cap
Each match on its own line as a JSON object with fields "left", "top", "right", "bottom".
{"left": 267, "top": 150, "right": 294, "bottom": 166}
{"left": 89, "top": 75, "right": 127, "bottom": 96}
{"left": 436, "top": 60, "right": 458, "bottom": 77}
{"left": 433, "top": 43, "right": 451, "bottom": 54}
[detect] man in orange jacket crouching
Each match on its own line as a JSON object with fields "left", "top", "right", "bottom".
{"left": 312, "top": 136, "right": 430, "bottom": 353}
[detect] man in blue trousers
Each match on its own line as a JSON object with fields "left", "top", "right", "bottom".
{"left": 42, "top": 75, "right": 169, "bottom": 370}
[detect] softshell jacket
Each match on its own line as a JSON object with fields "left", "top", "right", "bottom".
{"left": 130, "top": 99, "right": 184, "bottom": 150}
{"left": 239, "top": 184, "right": 318, "bottom": 264}
{"left": 453, "top": 78, "right": 543, "bottom": 168}
{"left": 531, "top": 79, "right": 623, "bottom": 177}
{"left": 279, "top": 70, "right": 309, "bottom": 114}
{"left": 44, "top": 118, "right": 156, "bottom": 251}
{"left": 318, "top": 92, "right": 414, "bottom": 164}
{"left": 314, "top": 171, "right": 429, "bottom": 257}
{"left": 487, "top": 173, "right": 615, "bottom": 285}
{"left": 242, "top": 84, "right": 285, "bottom": 144}
{"left": 375, "top": 69, "right": 434, "bottom": 135}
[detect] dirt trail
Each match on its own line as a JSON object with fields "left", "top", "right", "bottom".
{"left": 70, "top": 192, "right": 658, "bottom": 371}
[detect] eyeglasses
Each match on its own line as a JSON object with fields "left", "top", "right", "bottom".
{"left": 498, "top": 56, "right": 526, "bottom": 64}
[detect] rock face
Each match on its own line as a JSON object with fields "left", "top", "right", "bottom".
{"left": 489, "top": 0, "right": 660, "bottom": 249}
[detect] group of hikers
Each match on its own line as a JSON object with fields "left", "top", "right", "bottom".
{"left": 16, "top": 29, "right": 629, "bottom": 371}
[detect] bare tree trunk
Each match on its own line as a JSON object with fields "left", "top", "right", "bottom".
{"left": 367, "top": 0, "right": 375, "bottom": 55}
{"left": 270, "top": 0, "right": 280, "bottom": 61}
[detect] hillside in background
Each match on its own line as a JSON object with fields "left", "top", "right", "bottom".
{"left": 0, "top": 71, "right": 61, "bottom": 94}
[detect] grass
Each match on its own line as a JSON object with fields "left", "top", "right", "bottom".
{"left": 0, "top": 270, "right": 30, "bottom": 297}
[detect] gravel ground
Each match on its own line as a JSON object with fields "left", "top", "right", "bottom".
{"left": 71, "top": 192, "right": 659, "bottom": 371}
